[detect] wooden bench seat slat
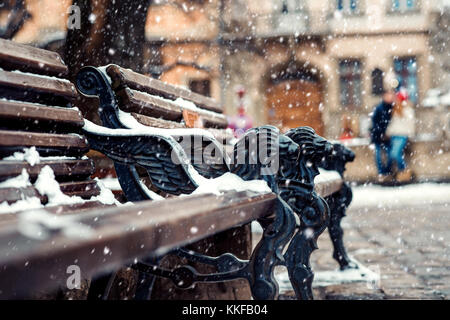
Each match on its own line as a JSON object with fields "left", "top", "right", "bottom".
{"left": 0, "top": 202, "right": 112, "bottom": 227}
{"left": 314, "top": 179, "right": 343, "bottom": 197}
{"left": 0, "top": 39, "right": 68, "bottom": 77}
{"left": 0, "top": 70, "right": 77, "bottom": 103}
{"left": 0, "top": 160, "right": 95, "bottom": 182}
{"left": 0, "top": 130, "right": 89, "bottom": 157}
{"left": 107, "top": 65, "right": 223, "bottom": 113}
{"left": 0, "top": 191, "right": 275, "bottom": 298}
{"left": 0, "top": 100, "right": 84, "bottom": 129}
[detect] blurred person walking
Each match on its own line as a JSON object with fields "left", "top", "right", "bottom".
{"left": 370, "top": 89, "right": 395, "bottom": 182}
{"left": 386, "top": 88, "right": 415, "bottom": 182}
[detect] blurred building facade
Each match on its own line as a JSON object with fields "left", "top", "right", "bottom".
{"left": 1, "top": 0, "right": 445, "bottom": 137}
{"left": 2, "top": 0, "right": 449, "bottom": 181}
{"left": 3, "top": 0, "right": 446, "bottom": 138}
{"left": 144, "top": 0, "right": 442, "bottom": 140}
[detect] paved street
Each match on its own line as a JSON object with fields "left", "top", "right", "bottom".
{"left": 277, "top": 201, "right": 449, "bottom": 300}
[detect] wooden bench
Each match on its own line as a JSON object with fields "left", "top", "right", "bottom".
{"left": 0, "top": 38, "right": 102, "bottom": 211}
{"left": 0, "top": 39, "right": 356, "bottom": 300}
{"left": 0, "top": 40, "right": 279, "bottom": 300}
{"left": 75, "top": 65, "right": 356, "bottom": 300}
{"left": 0, "top": 40, "right": 275, "bottom": 301}
{"left": 0, "top": 39, "right": 119, "bottom": 298}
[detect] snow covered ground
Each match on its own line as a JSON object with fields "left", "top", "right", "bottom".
{"left": 349, "top": 182, "right": 450, "bottom": 209}
{"left": 275, "top": 259, "right": 380, "bottom": 291}
{"left": 253, "top": 182, "right": 450, "bottom": 291}
{"left": 252, "top": 182, "right": 450, "bottom": 233}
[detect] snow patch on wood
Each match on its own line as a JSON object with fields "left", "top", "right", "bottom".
{"left": 192, "top": 172, "right": 271, "bottom": 196}
{"left": 0, "top": 149, "right": 123, "bottom": 213}
{"left": 0, "top": 168, "right": 31, "bottom": 188}
{"left": 3, "top": 146, "right": 41, "bottom": 166}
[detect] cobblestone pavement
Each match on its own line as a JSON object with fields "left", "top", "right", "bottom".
{"left": 279, "top": 202, "right": 449, "bottom": 300}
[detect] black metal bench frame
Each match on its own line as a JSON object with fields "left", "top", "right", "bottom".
{"left": 76, "top": 66, "right": 356, "bottom": 300}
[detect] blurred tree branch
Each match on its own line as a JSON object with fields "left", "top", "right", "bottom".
{"left": 0, "top": 0, "right": 31, "bottom": 39}
{"left": 63, "top": 0, "right": 152, "bottom": 122}
{"left": 64, "top": 0, "right": 152, "bottom": 79}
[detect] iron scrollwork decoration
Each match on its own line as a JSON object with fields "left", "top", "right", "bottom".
{"left": 76, "top": 66, "right": 354, "bottom": 300}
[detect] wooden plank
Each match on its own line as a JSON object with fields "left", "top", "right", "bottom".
{"left": 118, "top": 88, "right": 227, "bottom": 128}
{"left": 131, "top": 113, "right": 233, "bottom": 143}
{"left": 0, "top": 191, "right": 276, "bottom": 298}
{"left": 107, "top": 65, "right": 222, "bottom": 113}
{"left": 0, "top": 180, "right": 100, "bottom": 205}
{"left": 131, "top": 113, "right": 185, "bottom": 129}
{"left": 198, "top": 110, "right": 228, "bottom": 129}
{"left": 0, "top": 100, "right": 84, "bottom": 127}
{"left": 0, "top": 39, "right": 68, "bottom": 77}
{"left": 0, "top": 70, "right": 77, "bottom": 101}
{"left": 0, "top": 130, "right": 89, "bottom": 157}
{"left": 0, "top": 160, "right": 95, "bottom": 182}
{"left": 59, "top": 180, "right": 100, "bottom": 199}
{"left": 117, "top": 88, "right": 182, "bottom": 121}
{"left": 0, "top": 201, "right": 112, "bottom": 227}
{"left": 0, "top": 186, "right": 41, "bottom": 204}
{"left": 314, "top": 178, "right": 343, "bottom": 197}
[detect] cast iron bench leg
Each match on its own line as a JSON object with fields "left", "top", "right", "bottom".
{"left": 327, "top": 182, "right": 357, "bottom": 270}
{"left": 283, "top": 195, "right": 329, "bottom": 300}
{"left": 133, "top": 257, "right": 161, "bottom": 300}
{"left": 248, "top": 197, "right": 297, "bottom": 300}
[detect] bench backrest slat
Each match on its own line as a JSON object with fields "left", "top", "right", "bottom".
{"left": 107, "top": 65, "right": 222, "bottom": 114}
{"left": 0, "top": 70, "right": 77, "bottom": 106}
{"left": 117, "top": 87, "right": 183, "bottom": 121}
{"left": 0, "top": 130, "right": 89, "bottom": 157}
{"left": 0, "top": 159, "right": 95, "bottom": 183}
{"left": 0, "top": 100, "right": 84, "bottom": 133}
{"left": 0, "top": 38, "right": 68, "bottom": 77}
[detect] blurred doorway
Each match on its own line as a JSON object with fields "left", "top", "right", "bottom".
{"left": 266, "top": 65, "right": 324, "bottom": 135}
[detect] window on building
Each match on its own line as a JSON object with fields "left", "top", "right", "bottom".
{"left": 339, "top": 59, "right": 363, "bottom": 108}
{"left": 336, "top": 0, "right": 360, "bottom": 14}
{"left": 371, "top": 68, "right": 384, "bottom": 95}
{"left": 393, "top": 56, "right": 418, "bottom": 103}
{"left": 280, "top": 0, "right": 303, "bottom": 14}
{"left": 390, "top": 0, "right": 418, "bottom": 13}
{"left": 189, "top": 79, "right": 211, "bottom": 97}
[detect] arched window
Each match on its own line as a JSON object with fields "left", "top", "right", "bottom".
{"left": 189, "top": 79, "right": 211, "bottom": 97}
{"left": 371, "top": 68, "right": 384, "bottom": 95}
